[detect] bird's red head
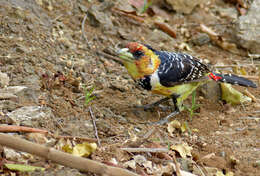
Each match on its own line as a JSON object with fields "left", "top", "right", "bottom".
{"left": 119, "top": 42, "right": 161, "bottom": 79}
{"left": 126, "top": 42, "right": 143, "bottom": 53}
{"left": 125, "top": 42, "right": 146, "bottom": 60}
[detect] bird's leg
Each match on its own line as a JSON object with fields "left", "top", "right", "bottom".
{"left": 150, "top": 94, "right": 180, "bottom": 125}
{"left": 171, "top": 93, "right": 180, "bottom": 111}
{"left": 134, "top": 97, "right": 170, "bottom": 111}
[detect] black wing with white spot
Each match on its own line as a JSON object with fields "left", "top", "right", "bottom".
{"left": 155, "top": 51, "right": 210, "bottom": 87}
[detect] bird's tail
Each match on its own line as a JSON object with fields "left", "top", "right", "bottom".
{"left": 209, "top": 72, "right": 257, "bottom": 88}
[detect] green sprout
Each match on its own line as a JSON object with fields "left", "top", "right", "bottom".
{"left": 184, "top": 91, "right": 200, "bottom": 120}
{"left": 140, "top": 0, "right": 152, "bottom": 14}
{"left": 84, "top": 86, "right": 96, "bottom": 106}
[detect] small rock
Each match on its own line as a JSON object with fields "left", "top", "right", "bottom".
{"left": 116, "top": 1, "right": 135, "bottom": 13}
{"left": 165, "top": 0, "right": 208, "bottom": 14}
{"left": 253, "top": 160, "right": 260, "bottom": 168}
{"left": 0, "top": 86, "right": 27, "bottom": 95}
{"left": 216, "top": 7, "right": 238, "bottom": 20}
{"left": 4, "top": 148, "right": 22, "bottom": 160}
{"left": 190, "top": 33, "right": 210, "bottom": 46}
{"left": 0, "top": 72, "right": 9, "bottom": 87}
{"left": 123, "top": 160, "right": 136, "bottom": 170}
{"left": 200, "top": 82, "right": 221, "bottom": 102}
{"left": 109, "top": 82, "right": 128, "bottom": 92}
{"left": 176, "top": 158, "right": 193, "bottom": 172}
{"left": 235, "top": 0, "right": 260, "bottom": 54}
{"left": 87, "top": 4, "right": 115, "bottom": 34}
{"left": 7, "top": 106, "right": 53, "bottom": 126}
{"left": 133, "top": 155, "right": 147, "bottom": 166}
{"left": 149, "top": 29, "right": 174, "bottom": 43}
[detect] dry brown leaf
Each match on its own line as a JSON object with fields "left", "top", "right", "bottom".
{"left": 171, "top": 143, "right": 192, "bottom": 158}
{"left": 167, "top": 120, "right": 181, "bottom": 136}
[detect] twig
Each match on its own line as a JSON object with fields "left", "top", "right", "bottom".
{"left": 0, "top": 125, "right": 98, "bottom": 143}
{"left": 126, "top": 127, "right": 156, "bottom": 147}
{"left": 172, "top": 152, "right": 182, "bottom": 176}
{"left": 52, "top": 135, "right": 98, "bottom": 143}
{"left": 89, "top": 107, "right": 100, "bottom": 146}
{"left": 143, "top": 127, "right": 155, "bottom": 139}
{"left": 192, "top": 161, "right": 206, "bottom": 176}
{"left": 121, "top": 147, "right": 169, "bottom": 153}
{"left": 0, "top": 133, "right": 139, "bottom": 176}
{"left": 0, "top": 125, "right": 48, "bottom": 134}
{"left": 243, "top": 89, "right": 257, "bottom": 102}
{"left": 112, "top": 8, "right": 145, "bottom": 23}
{"left": 154, "top": 21, "right": 177, "bottom": 38}
{"left": 81, "top": 14, "right": 88, "bottom": 42}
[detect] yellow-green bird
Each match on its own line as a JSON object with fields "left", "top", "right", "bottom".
{"left": 118, "top": 42, "right": 257, "bottom": 124}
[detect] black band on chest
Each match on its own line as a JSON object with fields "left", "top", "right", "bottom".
{"left": 138, "top": 76, "right": 152, "bottom": 90}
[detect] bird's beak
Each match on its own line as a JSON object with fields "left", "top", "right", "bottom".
{"left": 117, "top": 48, "right": 134, "bottom": 62}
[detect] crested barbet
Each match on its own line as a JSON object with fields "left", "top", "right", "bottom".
{"left": 118, "top": 42, "right": 257, "bottom": 124}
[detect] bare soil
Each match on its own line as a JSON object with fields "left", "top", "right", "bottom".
{"left": 0, "top": 0, "right": 259, "bottom": 175}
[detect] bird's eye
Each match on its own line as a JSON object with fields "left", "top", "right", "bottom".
{"left": 133, "top": 50, "right": 144, "bottom": 59}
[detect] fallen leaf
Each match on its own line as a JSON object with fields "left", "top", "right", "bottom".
{"left": 171, "top": 143, "right": 192, "bottom": 158}
{"left": 62, "top": 142, "right": 97, "bottom": 157}
{"left": 226, "top": 171, "right": 234, "bottom": 176}
{"left": 62, "top": 144, "right": 73, "bottom": 153}
{"left": 221, "top": 83, "right": 252, "bottom": 105}
{"left": 72, "top": 142, "right": 97, "bottom": 157}
{"left": 216, "top": 171, "right": 225, "bottom": 176}
{"left": 4, "top": 164, "right": 45, "bottom": 172}
{"left": 167, "top": 120, "right": 181, "bottom": 136}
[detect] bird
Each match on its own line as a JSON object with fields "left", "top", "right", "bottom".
{"left": 117, "top": 42, "right": 257, "bottom": 124}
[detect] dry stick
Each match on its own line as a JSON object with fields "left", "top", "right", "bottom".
{"left": 121, "top": 147, "right": 169, "bottom": 153}
{"left": 154, "top": 21, "right": 177, "bottom": 38}
{"left": 112, "top": 8, "right": 145, "bottom": 23}
{"left": 52, "top": 135, "right": 98, "bottom": 143}
{"left": 172, "top": 152, "right": 182, "bottom": 176}
{"left": 81, "top": 14, "right": 88, "bottom": 42}
{"left": 0, "top": 125, "right": 98, "bottom": 143}
{"left": 89, "top": 107, "right": 100, "bottom": 146}
{"left": 0, "top": 125, "right": 48, "bottom": 134}
{"left": 126, "top": 127, "right": 156, "bottom": 147}
{"left": 0, "top": 133, "right": 139, "bottom": 176}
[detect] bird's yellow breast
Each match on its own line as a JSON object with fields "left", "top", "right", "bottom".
{"left": 151, "top": 82, "right": 202, "bottom": 97}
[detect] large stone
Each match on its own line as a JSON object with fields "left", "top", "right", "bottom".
{"left": 7, "top": 106, "right": 53, "bottom": 126}
{"left": 235, "top": 0, "right": 260, "bottom": 54}
{"left": 165, "top": 0, "right": 208, "bottom": 14}
{"left": 87, "top": 3, "right": 115, "bottom": 34}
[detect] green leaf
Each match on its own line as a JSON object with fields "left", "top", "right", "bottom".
{"left": 84, "top": 86, "right": 96, "bottom": 106}
{"left": 4, "top": 164, "right": 45, "bottom": 172}
{"left": 220, "top": 83, "right": 251, "bottom": 105}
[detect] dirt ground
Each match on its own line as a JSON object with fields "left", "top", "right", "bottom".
{"left": 0, "top": 0, "right": 259, "bottom": 175}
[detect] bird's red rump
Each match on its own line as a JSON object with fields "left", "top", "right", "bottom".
{"left": 208, "top": 72, "right": 222, "bottom": 81}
